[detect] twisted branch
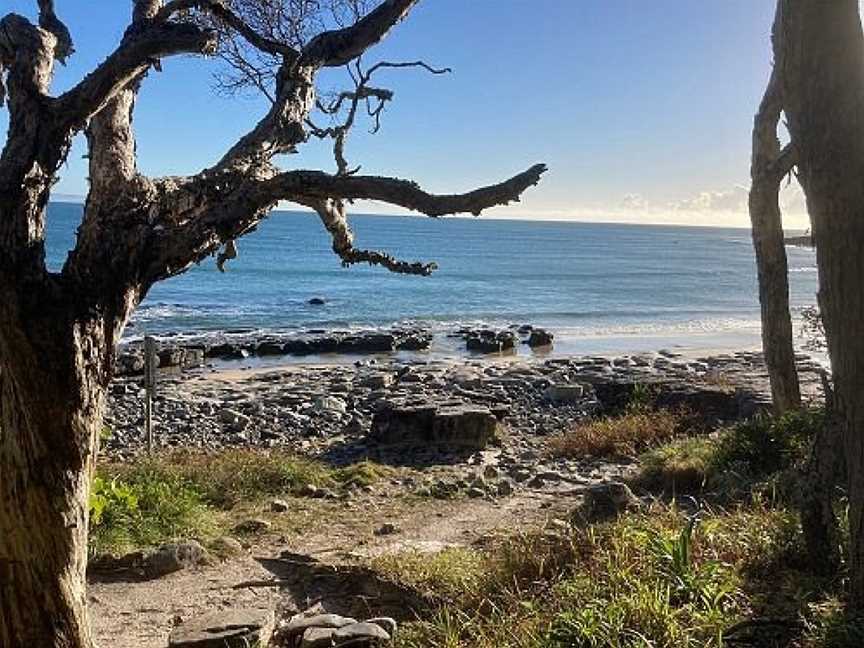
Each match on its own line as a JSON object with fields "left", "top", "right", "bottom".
{"left": 300, "top": 0, "right": 419, "bottom": 68}
{"left": 53, "top": 22, "right": 218, "bottom": 133}
{"left": 263, "top": 164, "right": 548, "bottom": 216}
{"left": 309, "top": 58, "right": 450, "bottom": 173}
{"left": 156, "top": 0, "right": 300, "bottom": 61}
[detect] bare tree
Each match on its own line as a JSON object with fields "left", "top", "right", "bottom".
{"left": 748, "top": 56, "right": 801, "bottom": 414}
{"left": 0, "top": 1, "right": 546, "bottom": 645}
{"left": 772, "top": 0, "right": 864, "bottom": 607}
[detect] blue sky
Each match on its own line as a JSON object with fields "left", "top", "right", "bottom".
{"left": 1, "top": 1, "right": 807, "bottom": 227}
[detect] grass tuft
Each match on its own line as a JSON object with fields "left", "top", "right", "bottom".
{"left": 550, "top": 407, "right": 690, "bottom": 458}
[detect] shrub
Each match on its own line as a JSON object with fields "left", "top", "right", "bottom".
{"left": 713, "top": 408, "right": 823, "bottom": 477}
{"left": 89, "top": 468, "right": 213, "bottom": 556}
{"left": 550, "top": 408, "right": 690, "bottom": 458}
{"left": 638, "top": 436, "right": 719, "bottom": 494}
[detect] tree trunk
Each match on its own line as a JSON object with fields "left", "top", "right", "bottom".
{"left": 0, "top": 308, "right": 108, "bottom": 648}
{"left": 749, "top": 57, "right": 801, "bottom": 414}
{"left": 775, "top": 0, "right": 864, "bottom": 608}
{"left": 749, "top": 183, "right": 801, "bottom": 413}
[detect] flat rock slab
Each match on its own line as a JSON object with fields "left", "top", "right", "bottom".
{"left": 169, "top": 607, "right": 274, "bottom": 648}
{"left": 370, "top": 402, "right": 499, "bottom": 449}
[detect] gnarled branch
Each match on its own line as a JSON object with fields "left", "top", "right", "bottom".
{"left": 52, "top": 22, "right": 218, "bottom": 133}
{"left": 156, "top": 0, "right": 300, "bottom": 61}
{"left": 309, "top": 58, "right": 450, "bottom": 174}
{"left": 36, "top": 0, "right": 73, "bottom": 63}
{"left": 302, "top": 197, "right": 437, "bottom": 275}
{"left": 300, "top": 0, "right": 419, "bottom": 68}
{"left": 263, "top": 164, "right": 548, "bottom": 216}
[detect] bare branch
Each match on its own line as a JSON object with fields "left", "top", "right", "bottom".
{"left": 52, "top": 22, "right": 218, "bottom": 132}
{"left": 303, "top": 197, "right": 437, "bottom": 275}
{"left": 263, "top": 164, "right": 549, "bottom": 217}
{"left": 36, "top": 0, "right": 73, "bottom": 63}
{"left": 365, "top": 60, "right": 451, "bottom": 76}
{"left": 301, "top": 0, "right": 419, "bottom": 68}
{"left": 157, "top": 0, "right": 300, "bottom": 60}
{"left": 311, "top": 58, "right": 449, "bottom": 173}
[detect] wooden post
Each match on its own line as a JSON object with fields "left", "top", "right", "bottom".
{"left": 144, "top": 336, "right": 157, "bottom": 453}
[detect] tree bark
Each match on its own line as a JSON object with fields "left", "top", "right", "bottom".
{"left": 0, "top": 292, "right": 110, "bottom": 648}
{"left": 749, "top": 53, "right": 801, "bottom": 414}
{"left": 775, "top": 0, "right": 864, "bottom": 607}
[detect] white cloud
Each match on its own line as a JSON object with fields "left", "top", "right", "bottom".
{"left": 621, "top": 193, "right": 649, "bottom": 210}
{"left": 672, "top": 186, "right": 749, "bottom": 212}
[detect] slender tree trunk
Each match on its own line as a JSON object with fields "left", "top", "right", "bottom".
{"left": 749, "top": 59, "right": 800, "bottom": 414}
{"left": 776, "top": 0, "right": 864, "bottom": 608}
{"left": 749, "top": 185, "right": 801, "bottom": 413}
{"left": 0, "top": 295, "right": 109, "bottom": 648}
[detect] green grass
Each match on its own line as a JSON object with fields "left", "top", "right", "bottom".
{"left": 89, "top": 450, "right": 392, "bottom": 555}
{"left": 366, "top": 406, "right": 854, "bottom": 648}
{"left": 376, "top": 503, "right": 856, "bottom": 648}
{"left": 637, "top": 408, "right": 825, "bottom": 497}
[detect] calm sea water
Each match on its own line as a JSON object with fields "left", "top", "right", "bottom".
{"left": 46, "top": 202, "right": 818, "bottom": 354}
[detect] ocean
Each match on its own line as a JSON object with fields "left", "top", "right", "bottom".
{"left": 46, "top": 202, "right": 818, "bottom": 356}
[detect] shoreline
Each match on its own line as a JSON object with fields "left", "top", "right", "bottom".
{"left": 116, "top": 321, "right": 783, "bottom": 378}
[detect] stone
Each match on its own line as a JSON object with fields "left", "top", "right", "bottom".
{"left": 301, "top": 626, "right": 337, "bottom": 648}
{"left": 362, "top": 373, "right": 395, "bottom": 390}
{"left": 577, "top": 482, "right": 641, "bottom": 523}
{"left": 365, "top": 618, "right": 398, "bottom": 637}
{"left": 232, "top": 518, "right": 272, "bottom": 534}
{"left": 282, "top": 614, "right": 358, "bottom": 639}
{"left": 527, "top": 329, "right": 554, "bottom": 348}
{"left": 338, "top": 333, "right": 396, "bottom": 354}
{"left": 209, "top": 536, "right": 244, "bottom": 558}
{"left": 370, "top": 403, "right": 499, "bottom": 450}
{"left": 374, "top": 523, "right": 398, "bottom": 536}
{"left": 300, "top": 483, "right": 321, "bottom": 498}
{"left": 169, "top": 607, "right": 275, "bottom": 648}
{"left": 271, "top": 498, "right": 290, "bottom": 513}
{"left": 257, "top": 340, "right": 286, "bottom": 356}
{"left": 395, "top": 331, "right": 433, "bottom": 351}
{"left": 315, "top": 395, "right": 348, "bottom": 414}
{"left": 482, "top": 465, "right": 499, "bottom": 480}
{"left": 116, "top": 351, "right": 145, "bottom": 376}
{"left": 159, "top": 347, "right": 185, "bottom": 368}
{"left": 219, "top": 408, "right": 251, "bottom": 431}
{"left": 182, "top": 348, "right": 206, "bottom": 368}
{"left": 544, "top": 383, "right": 585, "bottom": 403}
{"left": 466, "top": 330, "right": 516, "bottom": 354}
{"left": 144, "top": 540, "right": 208, "bottom": 578}
{"left": 333, "top": 621, "right": 391, "bottom": 645}
{"left": 309, "top": 297, "right": 327, "bottom": 305}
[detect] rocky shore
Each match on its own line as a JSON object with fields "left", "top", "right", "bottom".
{"left": 114, "top": 325, "right": 559, "bottom": 376}
{"left": 104, "top": 338, "right": 825, "bottom": 500}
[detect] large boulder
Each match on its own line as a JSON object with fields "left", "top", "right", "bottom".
{"left": 370, "top": 402, "right": 499, "bottom": 449}
{"left": 338, "top": 333, "right": 396, "bottom": 354}
{"left": 465, "top": 330, "right": 516, "bottom": 354}
{"left": 169, "top": 607, "right": 275, "bottom": 648}
{"left": 527, "top": 329, "right": 554, "bottom": 348}
{"left": 143, "top": 540, "right": 209, "bottom": 578}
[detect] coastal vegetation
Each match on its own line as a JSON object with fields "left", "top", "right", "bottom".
{"left": 2, "top": 0, "right": 863, "bottom": 646}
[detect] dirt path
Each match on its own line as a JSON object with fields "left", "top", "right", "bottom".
{"left": 89, "top": 486, "right": 581, "bottom": 648}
